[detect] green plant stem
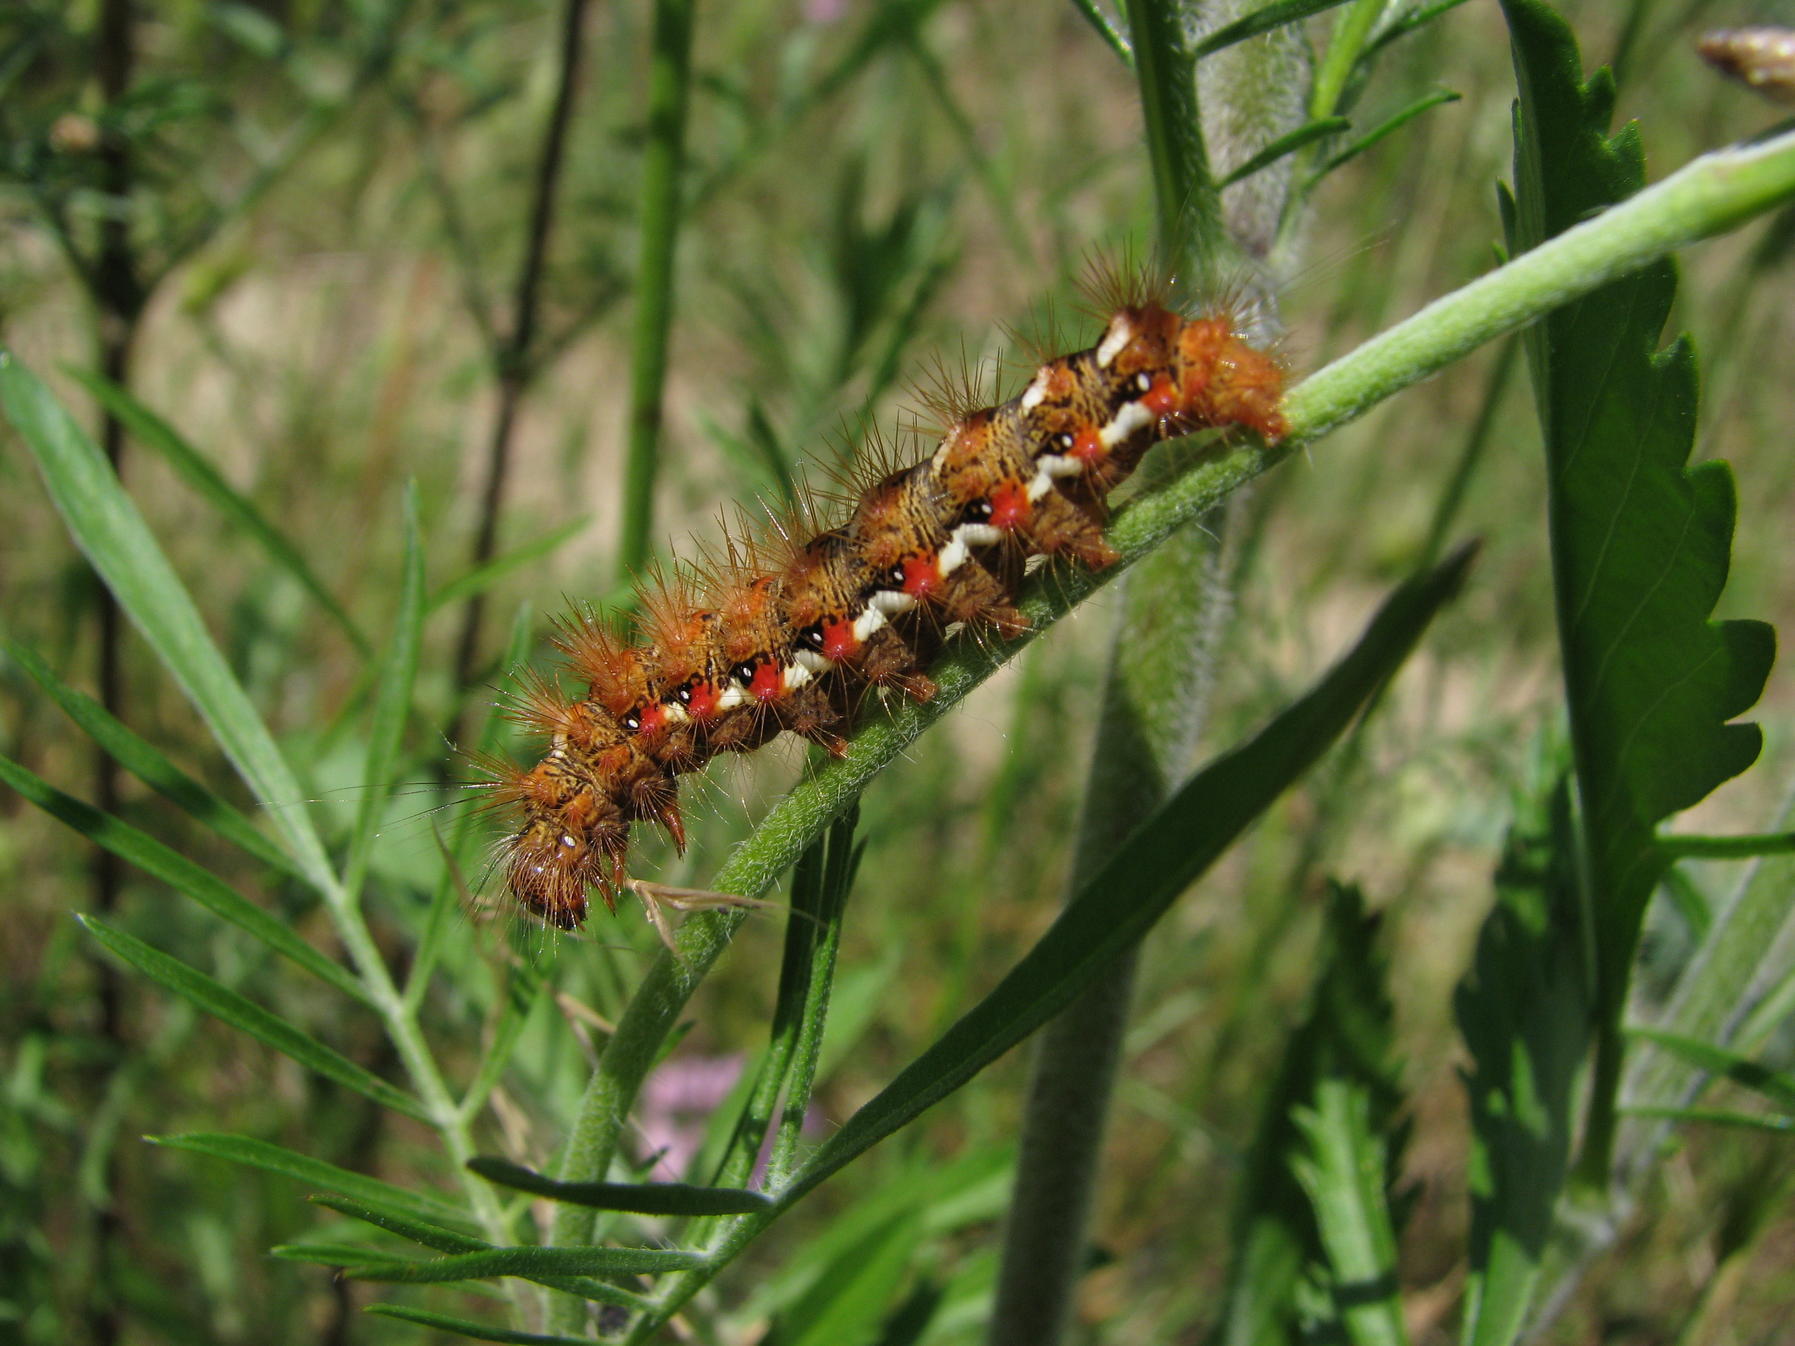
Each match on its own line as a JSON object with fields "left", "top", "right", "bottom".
{"left": 1309, "top": 0, "right": 1383, "bottom": 121}
{"left": 317, "top": 864, "right": 521, "bottom": 1261}
{"left": 616, "top": 0, "right": 697, "bottom": 582}
{"left": 1122, "top": 0, "right": 1221, "bottom": 261}
{"left": 540, "top": 120, "right": 1795, "bottom": 1321}
{"left": 1284, "top": 125, "right": 1795, "bottom": 441}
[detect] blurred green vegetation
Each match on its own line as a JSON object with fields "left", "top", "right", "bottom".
{"left": 1, "top": 1, "right": 1793, "bottom": 1344}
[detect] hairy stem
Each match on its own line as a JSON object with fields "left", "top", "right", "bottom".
{"left": 991, "top": 489, "right": 1241, "bottom": 1345}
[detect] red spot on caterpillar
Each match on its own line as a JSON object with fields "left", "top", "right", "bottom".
{"left": 988, "top": 481, "right": 1030, "bottom": 530}
{"left": 749, "top": 661, "right": 783, "bottom": 702}
{"left": 1069, "top": 425, "right": 1105, "bottom": 464}
{"left": 685, "top": 681, "right": 721, "bottom": 720}
{"left": 901, "top": 555, "right": 938, "bottom": 598}
{"left": 1141, "top": 372, "right": 1179, "bottom": 418}
{"left": 822, "top": 618, "right": 860, "bottom": 663}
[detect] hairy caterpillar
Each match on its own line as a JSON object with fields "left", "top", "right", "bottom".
{"left": 476, "top": 267, "right": 1288, "bottom": 931}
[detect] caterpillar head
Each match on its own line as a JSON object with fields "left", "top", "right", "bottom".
{"left": 486, "top": 759, "right": 629, "bottom": 929}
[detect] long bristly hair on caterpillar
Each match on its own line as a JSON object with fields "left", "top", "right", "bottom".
{"left": 479, "top": 255, "right": 1290, "bottom": 934}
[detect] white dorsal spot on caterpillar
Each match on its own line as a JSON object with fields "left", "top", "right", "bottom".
{"left": 851, "top": 604, "right": 889, "bottom": 642}
{"left": 1095, "top": 315, "right": 1134, "bottom": 369}
{"left": 1099, "top": 399, "right": 1157, "bottom": 450}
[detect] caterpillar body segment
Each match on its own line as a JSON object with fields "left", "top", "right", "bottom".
{"left": 488, "top": 291, "right": 1288, "bottom": 927}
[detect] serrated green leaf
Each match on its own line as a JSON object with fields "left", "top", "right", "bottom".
{"left": 1217, "top": 884, "right": 1405, "bottom": 1346}
{"left": 1456, "top": 770, "right": 1590, "bottom": 1346}
{"left": 82, "top": 919, "right": 426, "bottom": 1121}
{"left": 781, "top": 547, "right": 1472, "bottom": 1209}
{"left": 1, "top": 635, "right": 304, "bottom": 881}
{"left": 1290, "top": 1079, "right": 1409, "bottom": 1346}
{"left": 363, "top": 1304, "right": 597, "bottom": 1345}
{"left": 467, "top": 1157, "right": 770, "bottom": 1215}
{"left": 63, "top": 367, "right": 368, "bottom": 654}
{"left": 1499, "top": 0, "right": 1774, "bottom": 1184}
{"left": 150, "top": 1132, "right": 473, "bottom": 1229}
{"left": 0, "top": 751, "right": 364, "bottom": 1003}
{"left": 0, "top": 354, "right": 337, "bottom": 891}
{"left": 346, "top": 1244, "right": 705, "bottom": 1283}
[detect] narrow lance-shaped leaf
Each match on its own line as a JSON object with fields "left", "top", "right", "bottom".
{"left": 345, "top": 1244, "right": 705, "bottom": 1284}
{"left": 309, "top": 1193, "right": 487, "bottom": 1254}
{"left": 1499, "top": 0, "right": 1775, "bottom": 1183}
{"left": 364, "top": 1303, "right": 598, "bottom": 1346}
{"left": 149, "top": 1132, "right": 475, "bottom": 1230}
{"left": 0, "top": 752, "right": 364, "bottom": 1004}
{"left": 467, "top": 1157, "right": 771, "bottom": 1215}
{"left": 1, "top": 635, "right": 304, "bottom": 882}
{"left": 0, "top": 355, "right": 338, "bottom": 890}
{"left": 82, "top": 920, "right": 429, "bottom": 1123}
{"left": 310, "top": 1195, "right": 652, "bottom": 1310}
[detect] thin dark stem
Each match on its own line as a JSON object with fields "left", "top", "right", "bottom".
{"left": 88, "top": 8, "right": 144, "bottom": 1342}
{"left": 452, "top": 0, "right": 592, "bottom": 703}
